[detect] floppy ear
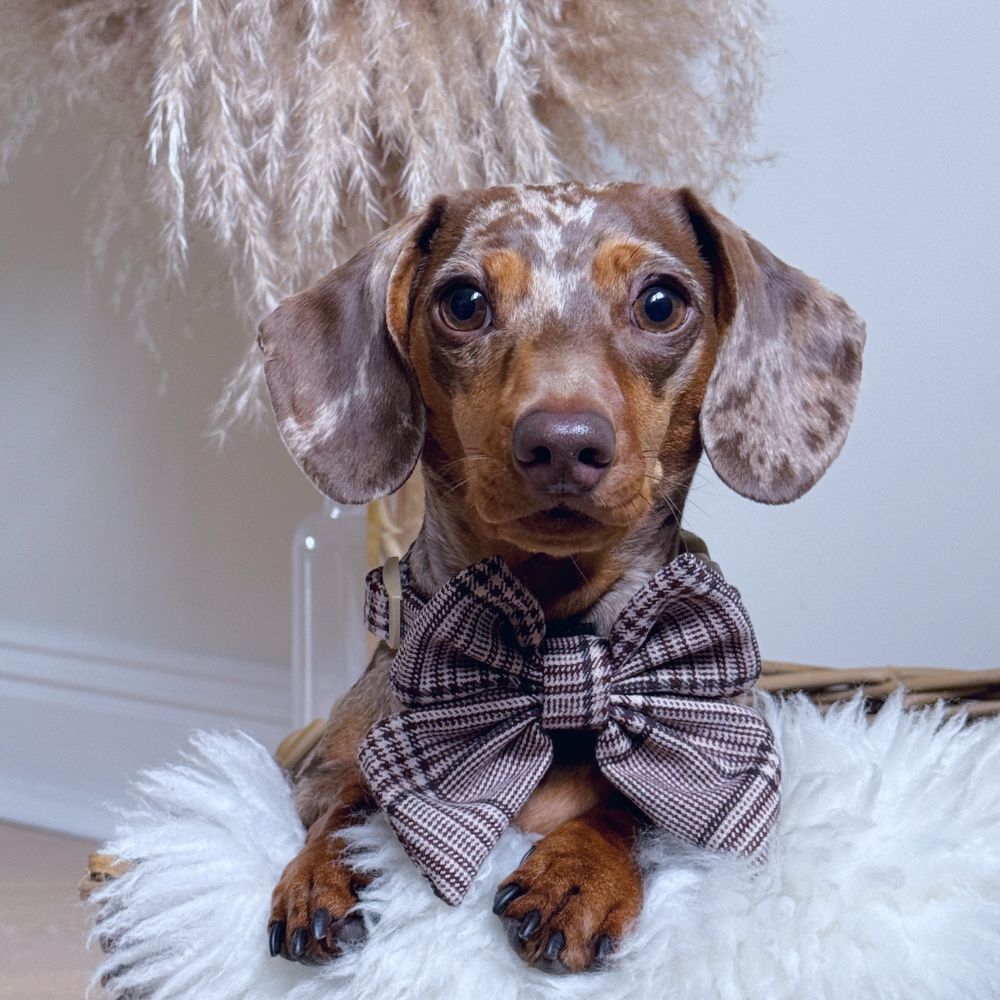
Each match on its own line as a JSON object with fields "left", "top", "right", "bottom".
{"left": 680, "top": 189, "right": 867, "bottom": 504}
{"left": 258, "top": 203, "right": 445, "bottom": 504}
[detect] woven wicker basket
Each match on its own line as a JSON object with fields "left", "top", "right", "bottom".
{"left": 758, "top": 661, "right": 1000, "bottom": 718}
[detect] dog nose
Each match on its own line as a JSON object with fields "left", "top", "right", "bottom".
{"left": 511, "top": 410, "right": 616, "bottom": 495}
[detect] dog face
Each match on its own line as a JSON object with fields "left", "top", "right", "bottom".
{"left": 259, "top": 183, "right": 865, "bottom": 557}
{"left": 403, "top": 186, "right": 718, "bottom": 557}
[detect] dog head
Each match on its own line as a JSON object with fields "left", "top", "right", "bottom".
{"left": 259, "top": 183, "right": 865, "bottom": 558}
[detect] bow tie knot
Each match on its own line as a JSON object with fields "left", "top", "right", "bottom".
{"left": 538, "top": 631, "right": 612, "bottom": 730}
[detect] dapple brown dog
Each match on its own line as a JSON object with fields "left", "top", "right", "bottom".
{"left": 258, "top": 182, "right": 865, "bottom": 973}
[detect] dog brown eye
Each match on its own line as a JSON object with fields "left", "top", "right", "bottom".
{"left": 440, "top": 285, "right": 490, "bottom": 332}
{"left": 634, "top": 285, "right": 686, "bottom": 333}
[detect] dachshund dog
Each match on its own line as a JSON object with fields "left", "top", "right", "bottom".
{"left": 258, "top": 182, "right": 865, "bottom": 973}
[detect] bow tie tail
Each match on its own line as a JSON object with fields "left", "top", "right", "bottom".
{"left": 358, "top": 702, "right": 554, "bottom": 904}
{"left": 596, "top": 701, "right": 781, "bottom": 859}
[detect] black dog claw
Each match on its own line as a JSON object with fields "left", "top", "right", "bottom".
{"left": 543, "top": 931, "right": 565, "bottom": 962}
{"left": 268, "top": 920, "right": 285, "bottom": 957}
{"left": 517, "top": 910, "right": 542, "bottom": 941}
{"left": 290, "top": 926, "right": 308, "bottom": 958}
{"left": 311, "top": 908, "right": 330, "bottom": 941}
{"left": 492, "top": 883, "right": 524, "bottom": 915}
{"left": 594, "top": 933, "right": 615, "bottom": 965}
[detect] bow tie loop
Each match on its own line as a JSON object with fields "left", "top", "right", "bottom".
{"left": 608, "top": 561, "right": 762, "bottom": 698}
{"left": 369, "top": 555, "right": 548, "bottom": 708}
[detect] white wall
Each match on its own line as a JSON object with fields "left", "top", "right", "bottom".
{"left": 684, "top": 0, "right": 1000, "bottom": 669}
{"left": 0, "top": 116, "right": 320, "bottom": 836}
{"left": 0, "top": 0, "right": 997, "bottom": 836}
{"left": 0, "top": 124, "right": 319, "bottom": 663}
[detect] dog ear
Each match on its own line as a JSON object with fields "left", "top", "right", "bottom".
{"left": 258, "top": 202, "right": 446, "bottom": 504}
{"left": 679, "top": 189, "right": 867, "bottom": 504}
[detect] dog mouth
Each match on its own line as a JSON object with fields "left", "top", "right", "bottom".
{"left": 516, "top": 506, "right": 605, "bottom": 534}
{"left": 544, "top": 506, "right": 578, "bottom": 520}
{"left": 466, "top": 463, "right": 650, "bottom": 548}
{"left": 473, "top": 494, "right": 643, "bottom": 554}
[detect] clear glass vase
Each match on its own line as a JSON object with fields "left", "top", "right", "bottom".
{"left": 291, "top": 499, "right": 370, "bottom": 728}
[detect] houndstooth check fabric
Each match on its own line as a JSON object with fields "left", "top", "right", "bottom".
{"left": 358, "top": 552, "right": 781, "bottom": 905}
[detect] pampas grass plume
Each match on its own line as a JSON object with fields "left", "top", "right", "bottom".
{"left": 0, "top": 0, "right": 769, "bottom": 431}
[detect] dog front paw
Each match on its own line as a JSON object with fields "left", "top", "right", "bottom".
{"left": 268, "top": 835, "right": 369, "bottom": 964}
{"left": 493, "top": 811, "right": 642, "bottom": 974}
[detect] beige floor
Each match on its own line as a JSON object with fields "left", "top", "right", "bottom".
{"left": 0, "top": 821, "right": 105, "bottom": 1000}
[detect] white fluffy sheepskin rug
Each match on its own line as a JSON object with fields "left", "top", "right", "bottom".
{"left": 90, "top": 695, "right": 1000, "bottom": 1000}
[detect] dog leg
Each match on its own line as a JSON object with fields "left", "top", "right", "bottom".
{"left": 268, "top": 776, "right": 374, "bottom": 963}
{"left": 493, "top": 805, "right": 643, "bottom": 974}
{"left": 268, "top": 651, "right": 398, "bottom": 963}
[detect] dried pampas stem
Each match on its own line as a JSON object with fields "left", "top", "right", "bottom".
{"left": 1, "top": 0, "right": 770, "bottom": 434}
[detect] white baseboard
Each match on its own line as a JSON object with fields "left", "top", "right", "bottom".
{"left": 0, "top": 619, "right": 292, "bottom": 840}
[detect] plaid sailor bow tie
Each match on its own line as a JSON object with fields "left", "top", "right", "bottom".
{"left": 358, "top": 552, "right": 781, "bottom": 905}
